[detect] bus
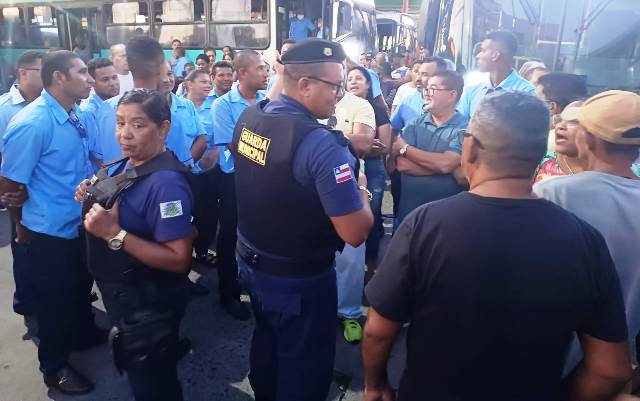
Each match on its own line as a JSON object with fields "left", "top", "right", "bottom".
{"left": 376, "top": 10, "right": 417, "bottom": 54}
{"left": 0, "top": 0, "right": 378, "bottom": 90}
{"left": 419, "top": 0, "right": 640, "bottom": 92}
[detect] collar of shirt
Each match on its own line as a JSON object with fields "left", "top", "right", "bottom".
{"left": 228, "top": 84, "right": 266, "bottom": 106}
{"left": 8, "top": 84, "right": 27, "bottom": 105}
{"left": 170, "top": 92, "right": 188, "bottom": 113}
{"left": 267, "top": 94, "right": 317, "bottom": 120}
{"left": 198, "top": 96, "right": 215, "bottom": 111}
{"left": 42, "top": 90, "right": 76, "bottom": 125}
{"left": 481, "top": 68, "right": 521, "bottom": 91}
{"left": 422, "top": 111, "right": 465, "bottom": 128}
{"left": 89, "top": 90, "right": 105, "bottom": 106}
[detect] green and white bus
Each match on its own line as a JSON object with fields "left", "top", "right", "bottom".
{"left": 419, "top": 0, "right": 640, "bottom": 91}
{"left": 0, "top": 0, "right": 378, "bottom": 90}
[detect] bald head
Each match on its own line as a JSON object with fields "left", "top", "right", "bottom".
{"left": 470, "top": 91, "right": 549, "bottom": 173}
{"left": 110, "top": 43, "right": 128, "bottom": 74}
{"left": 234, "top": 50, "right": 261, "bottom": 72}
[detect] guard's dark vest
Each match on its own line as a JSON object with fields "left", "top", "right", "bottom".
{"left": 232, "top": 99, "right": 359, "bottom": 265}
{"left": 82, "top": 151, "right": 190, "bottom": 283}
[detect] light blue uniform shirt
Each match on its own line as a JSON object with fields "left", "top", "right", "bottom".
{"left": 169, "top": 93, "right": 205, "bottom": 172}
{"left": 1, "top": 91, "right": 93, "bottom": 239}
{"left": 390, "top": 90, "right": 424, "bottom": 131}
{"left": 0, "top": 85, "right": 28, "bottom": 153}
{"left": 266, "top": 74, "right": 278, "bottom": 94}
{"left": 194, "top": 95, "right": 219, "bottom": 173}
{"left": 173, "top": 56, "right": 190, "bottom": 78}
{"left": 211, "top": 85, "right": 266, "bottom": 173}
{"left": 95, "top": 93, "right": 194, "bottom": 166}
{"left": 289, "top": 17, "right": 315, "bottom": 40}
{"left": 366, "top": 68, "right": 383, "bottom": 99}
{"left": 457, "top": 69, "right": 535, "bottom": 119}
{"left": 79, "top": 90, "right": 105, "bottom": 169}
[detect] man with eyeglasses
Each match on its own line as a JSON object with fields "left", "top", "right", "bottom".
{"left": 390, "top": 70, "right": 468, "bottom": 227}
{"left": 0, "top": 50, "right": 44, "bottom": 321}
{"left": 0, "top": 50, "right": 102, "bottom": 395}
{"left": 231, "top": 38, "right": 372, "bottom": 401}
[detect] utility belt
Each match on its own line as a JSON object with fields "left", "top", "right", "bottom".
{"left": 236, "top": 240, "right": 334, "bottom": 278}
{"left": 106, "top": 271, "right": 185, "bottom": 375}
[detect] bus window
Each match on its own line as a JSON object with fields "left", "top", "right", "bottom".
{"left": 153, "top": 0, "right": 205, "bottom": 46}
{"left": 208, "top": 0, "right": 269, "bottom": 48}
{"left": 104, "top": 2, "right": 151, "bottom": 45}
{"left": 0, "top": 7, "right": 26, "bottom": 47}
{"left": 336, "top": 1, "right": 352, "bottom": 37}
{"left": 26, "top": 6, "right": 59, "bottom": 48}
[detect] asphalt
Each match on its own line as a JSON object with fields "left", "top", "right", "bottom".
{"left": 0, "top": 191, "right": 407, "bottom": 401}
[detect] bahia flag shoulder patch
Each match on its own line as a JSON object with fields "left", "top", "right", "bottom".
{"left": 333, "top": 163, "right": 353, "bottom": 184}
{"left": 160, "top": 200, "right": 184, "bottom": 219}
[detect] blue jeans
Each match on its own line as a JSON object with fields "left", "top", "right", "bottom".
{"left": 335, "top": 244, "right": 365, "bottom": 319}
{"left": 364, "top": 157, "right": 386, "bottom": 263}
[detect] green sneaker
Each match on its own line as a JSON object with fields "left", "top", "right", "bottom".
{"left": 342, "top": 319, "right": 362, "bottom": 344}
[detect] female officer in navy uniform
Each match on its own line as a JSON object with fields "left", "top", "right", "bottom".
{"left": 74, "top": 89, "right": 193, "bottom": 401}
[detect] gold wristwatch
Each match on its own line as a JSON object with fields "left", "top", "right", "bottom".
{"left": 107, "top": 229, "right": 128, "bottom": 251}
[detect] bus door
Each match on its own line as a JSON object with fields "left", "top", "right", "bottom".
{"left": 57, "top": 7, "right": 102, "bottom": 60}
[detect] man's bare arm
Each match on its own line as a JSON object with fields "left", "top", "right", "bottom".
{"left": 405, "top": 147, "right": 461, "bottom": 174}
{"left": 363, "top": 308, "right": 402, "bottom": 392}
{"left": 396, "top": 156, "right": 436, "bottom": 176}
{"left": 346, "top": 123, "right": 375, "bottom": 157}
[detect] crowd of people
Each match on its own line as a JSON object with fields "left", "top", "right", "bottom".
{"left": 0, "top": 29, "right": 639, "bottom": 401}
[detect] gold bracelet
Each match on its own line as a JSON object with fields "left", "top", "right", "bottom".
{"left": 359, "top": 185, "right": 373, "bottom": 201}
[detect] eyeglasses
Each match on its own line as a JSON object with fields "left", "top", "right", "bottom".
{"left": 460, "top": 129, "right": 484, "bottom": 149}
{"left": 306, "top": 76, "right": 345, "bottom": 96}
{"left": 424, "top": 87, "right": 452, "bottom": 96}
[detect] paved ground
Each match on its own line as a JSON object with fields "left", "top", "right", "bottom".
{"left": 0, "top": 192, "right": 407, "bottom": 401}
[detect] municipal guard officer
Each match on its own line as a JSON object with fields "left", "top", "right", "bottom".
{"left": 231, "top": 38, "right": 374, "bottom": 401}
{"left": 76, "top": 89, "right": 193, "bottom": 401}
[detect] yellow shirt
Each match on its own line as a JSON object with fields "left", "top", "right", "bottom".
{"left": 319, "top": 92, "right": 375, "bottom": 135}
{"left": 547, "top": 128, "right": 556, "bottom": 152}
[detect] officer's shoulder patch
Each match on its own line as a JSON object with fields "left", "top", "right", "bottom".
{"left": 159, "top": 200, "right": 183, "bottom": 219}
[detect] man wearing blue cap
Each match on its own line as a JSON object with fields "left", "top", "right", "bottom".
{"left": 232, "top": 38, "right": 373, "bottom": 401}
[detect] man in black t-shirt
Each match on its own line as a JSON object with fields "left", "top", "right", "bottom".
{"left": 363, "top": 91, "right": 632, "bottom": 401}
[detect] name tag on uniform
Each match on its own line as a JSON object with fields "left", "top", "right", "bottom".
{"left": 160, "top": 200, "right": 184, "bottom": 219}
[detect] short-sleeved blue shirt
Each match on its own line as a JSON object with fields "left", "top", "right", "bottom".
{"left": 168, "top": 93, "right": 204, "bottom": 170}
{"left": 457, "top": 69, "right": 535, "bottom": 119}
{"left": 115, "top": 166, "right": 193, "bottom": 243}
{"left": 2, "top": 90, "right": 93, "bottom": 239}
{"left": 0, "top": 85, "right": 28, "bottom": 154}
{"left": 365, "top": 67, "right": 383, "bottom": 99}
{"left": 95, "top": 93, "right": 194, "bottom": 166}
{"left": 289, "top": 17, "right": 316, "bottom": 40}
{"left": 263, "top": 95, "right": 363, "bottom": 217}
{"left": 211, "top": 85, "right": 267, "bottom": 173}
{"left": 390, "top": 90, "right": 424, "bottom": 131}
{"left": 396, "top": 111, "right": 468, "bottom": 226}
{"left": 79, "top": 90, "right": 106, "bottom": 169}
{"left": 172, "top": 56, "right": 190, "bottom": 78}
{"left": 194, "top": 95, "right": 218, "bottom": 173}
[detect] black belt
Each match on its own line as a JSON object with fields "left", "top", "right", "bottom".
{"left": 236, "top": 241, "right": 333, "bottom": 278}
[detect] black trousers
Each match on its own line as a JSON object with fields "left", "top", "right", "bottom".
{"left": 11, "top": 222, "right": 34, "bottom": 315}
{"left": 98, "top": 278, "right": 188, "bottom": 401}
{"left": 26, "top": 232, "right": 95, "bottom": 375}
{"left": 217, "top": 168, "right": 241, "bottom": 302}
{"left": 192, "top": 168, "right": 221, "bottom": 256}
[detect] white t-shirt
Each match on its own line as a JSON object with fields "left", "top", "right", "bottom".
{"left": 534, "top": 171, "right": 640, "bottom": 371}
{"left": 118, "top": 72, "right": 134, "bottom": 96}
{"left": 392, "top": 82, "right": 417, "bottom": 106}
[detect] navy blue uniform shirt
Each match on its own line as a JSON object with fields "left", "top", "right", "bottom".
{"left": 263, "top": 95, "right": 363, "bottom": 217}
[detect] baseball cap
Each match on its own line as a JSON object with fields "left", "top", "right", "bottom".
{"left": 561, "top": 90, "right": 640, "bottom": 145}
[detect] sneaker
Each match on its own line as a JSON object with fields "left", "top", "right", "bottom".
{"left": 342, "top": 319, "right": 362, "bottom": 344}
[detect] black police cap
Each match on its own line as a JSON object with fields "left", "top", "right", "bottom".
{"left": 281, "top": 38, "right": 346, "bottom": 65}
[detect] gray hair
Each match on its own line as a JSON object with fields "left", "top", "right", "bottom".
{"left": 472, "top": 91, "right": 549, "bottom": 169}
